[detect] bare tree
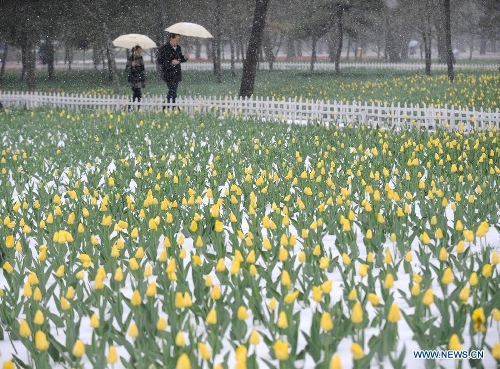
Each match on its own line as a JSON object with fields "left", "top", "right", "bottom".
{"left": 239, "top": 0, "right": 270, "bottom": 98}
{"left": 421, "top": 0, "right": 433, "bottom": 75}
{"left": 213, "top": 0, "right": 223, "bottom": 83}
{"left": 443, "top": 0, "right": 454, "bottom": 82}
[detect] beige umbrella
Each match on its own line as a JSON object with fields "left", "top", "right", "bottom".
{"left": 112, "top": 34, "right": 157, "bottom": 50}
{"left": 165, "top": 22, "right": 213, "bottom": 38}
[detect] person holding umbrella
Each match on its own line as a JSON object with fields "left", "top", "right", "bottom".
{"left": 125, "top": 45, "right": 146, "bottom": 110}
{"left": 157, "top": 33, "right": 189, "bottom": 111}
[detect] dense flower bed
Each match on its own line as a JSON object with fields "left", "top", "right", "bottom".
{"left": 0, "top": 109, "right": 499, "bottom": 369}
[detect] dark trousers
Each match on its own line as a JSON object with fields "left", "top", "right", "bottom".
{"left": 164, "top": 81, "right": 179, "bottom": 110}
{"left": 129, "top": 88, "right": 142, "bottom": 111}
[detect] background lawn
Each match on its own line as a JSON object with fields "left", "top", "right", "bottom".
{"left": 2, "top": 67, "right": 500, "bottom": 110}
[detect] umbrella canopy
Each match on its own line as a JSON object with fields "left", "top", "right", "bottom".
{"left": 165, "top": 22, "right": 213, "bottom": 38}
{"left": 112, "top": 34, "right": 157, "bottom": 50}
{"left": 408, "top": 40, "right": 419, "bottom": 48}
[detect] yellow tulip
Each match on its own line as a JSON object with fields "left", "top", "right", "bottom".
{"left": 384, "top": 249, "right": 392, "bottom": 264}
{"left": 215, "top": 258, "right": 226, "bottom": 272}
{"left": 249, "top": 329, "right": 260, "bottom": 345}
{"left": 281, "top": 270, "right": 291, "bottom": 287}
{"left": 384, "top": 273, "right": 394, "bottom": 289}
{"left": 492, "top": 342, "right": 500, "bottom": 359}
{"left": 463, "top": 229, "right": 474, "bottom": 243}
{"left": 321, "top": 280, "right": 333, "bottom": 294}
{"left": 35, "top": 331, "right": 50, "bottom": 351}
{"left": 459, "top": 286, "right": 470, "bottom": 302}
{"left": 320, "top": 312, "right": 333, "bottom": 331}
{"left": 472, "top": 308, "right": 486, "bottom": 332}
{"left": 60, "top": 296, "right": 71, "bottom": 310}
{"left": 268, "top": 297, "right": 278, "bottom": 310}
{"left": 237, "top": 306, "right": 248, "bottom": 320}
{"left": 175, "top": 331, "right": 186, "bottom": 346}
{"left": 130, "top": 290, "right": 141, "bottom": 306}
{"left": 493, "top": 308, "right": 500, "bottom": 321}
{"left": 2, "top": 261, "right": 14, "bottom": 274}
{"left": 448, "top": 334, "right": 462, "bottom": 351}
{"left": 351, "top": 342, "right": 364, "bottom": 360}
{"left": 367, "top": 293, "right": 380, "bottom": 306}
{"left": 157, "top": 317, "right": 167, "bottom": 330}
{"left": 198, "top": 342, "right": 211, "bottom": 360}
{"left": 284, "top": 290, "right": 299, "bottom": 304}
{"left": 273, "top": 339, "right": 290, "bottom": 361}
{"left": 469, "top": 272, "right": 479, "bottom": 286}
{"left": 329, "top": 353, "right": 342, "bottom": 369}
{"left": 441, "top": 267, "right": 454, "bottom": 285}
{"left": 90, "top": 314, "right": 100, "bottom": 328}
{"left": 277, "top": 311, "right": 288, "bottom": 329}
{"left": 438, "top": 247, "right": 448, "bottom": 261}
{"left": 492, "top": 251, "right": 500, "bottom": 265}
{"left": 146, "top": 282, "right": 157, "bottom": 297}
{"left": 19, "top": 319, "right": 32, "bottom": 337}
{"left": 422, "top": 289, "right": 434, "bottom": 305}
{"left": 348, "top": 288, "right": 357, "bottom": 301}
{"left": 482, "top": 264, "right": 492, "bottom": 278}
{"left": 387, "top": 303, "right": 401, "bottom": 322}
{"left": 206, "top": 309, "right": 217, "bottom": 325}
{"left": 358, "top": 264, "right": 368, "bottom": 277}
{"left": 351, "top": 302, "right": 363, "bottom": 324}
{"left": 72, "top": 339, "right": 85, "bottom": 357}
{"left": 128, "top": 323, "right": 139, "bottom": 337}
{"left": 177, "top": 353, "right": 191, "bottom": 369}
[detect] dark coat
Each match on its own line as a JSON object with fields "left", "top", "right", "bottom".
{"left": 126, "top": 55, "right": 145, "bottom": 89}
{"left": 157, "top": 43, "right": 188, "bottom": 83}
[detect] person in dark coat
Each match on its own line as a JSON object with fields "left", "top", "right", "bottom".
{"left": 157, "top": 33, "right": 189, "bottom": 110}
{"left": 126, "top": 45, "right": 145, "bottom": 110}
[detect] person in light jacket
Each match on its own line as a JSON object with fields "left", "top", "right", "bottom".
{"left": 126, "top": 45, "right": 145, "bottom": 110}
{"left": 157, "top": 33, "right": 189, "bottom": 110}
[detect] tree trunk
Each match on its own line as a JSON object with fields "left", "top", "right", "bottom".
{"left": 400, "top": 38, "right": 409, "bottom": 60}
{"left": 286, "top": 36, "right": 295, "bottom": 60}
{"left": 45, "top": 35, "right": 55, "bottom": 80}
{"left": 0, "top": 43, "right": 9, "bottom": 88}
{"left": 263, "top": 33, "right": 275, "bottom": 71}
{"left": 443, "top": 0, "right": 454, "bottom": 82}
{"left": 93, "top": 47, "right": 101, "bottom": 70}
{"left": 346, "top": 35, "right": 351, "bottom": 61}
{"left": 239, "top": 0, "right": 269, "bottom": 98}
{"left": 103, "top": 24, "right": 120, "bottom": 93}
{"left": 385, "top": 14, "right": 401, "bottom": 63}
{"left": 206, "top": 40, "right": 212, "bottom": 60}
{"left": 310, "top": 34, "right": 317, "bottom": 71}
{"left": 434, "top": 7, "right": 446, "bottom": 63}
{"left": 334, "top": 5, "right": 344, "bottom": 74}
{"left": 468, "top": 34, "right": 474, "bottom": 61}
{"left": 230, "top": 38, "right": 236, "bottom": 77}
{"left": 479, "top": 36, "right": 487, "bottom": 55}
{"left": 296, "top": 40, "right": 302, "bottom": 57}
{"left": 79, "top": 3, "right": 119, "bottom": 91}
{"left": 20, "top": 41, "right": 27, "bottom": 82}
{"left": 214, "top": 0, "right": 222, "bottom": 83}
{"left": 327, "top": 31, "right": 335, "bottom": 62}
{"left": 423, "top": 0, "right": 432, "bottom": 76}
{"left": 195, "top": 39, "right": 201, "bottom": 59}
{"left": 25, "top": 37, "right": 36, "bottom": 92}
{"left": 66, "top": 45, "right": 74, "bottom": 71}
{"left": 239, "top": 35, "right": 246, "bottom": 60}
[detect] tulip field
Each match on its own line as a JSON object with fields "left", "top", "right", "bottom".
{"left": 0, "top": 107, "right": 500, "bottom": 369}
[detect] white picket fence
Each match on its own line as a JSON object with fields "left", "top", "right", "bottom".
{"left": 179, "top": 61, "right": 500, "bottom": 72}
{"left": 38, "top": 61, "right": 500, "bottom": 71}
{"left": 1, "top": 91, "right": 499, "bottom": 131}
